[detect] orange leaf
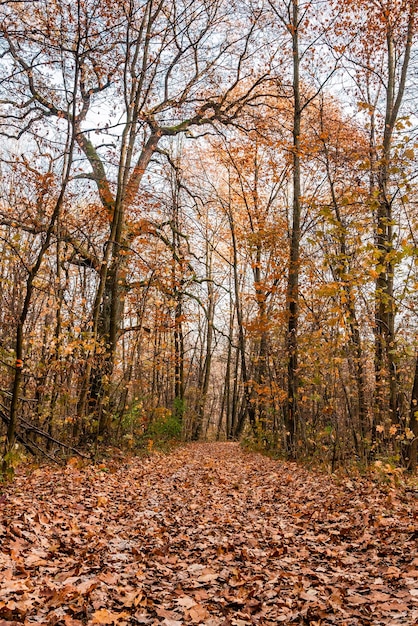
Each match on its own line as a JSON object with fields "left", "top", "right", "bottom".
{"left": 91, "top": 609, "right": 129, "bottom": 624}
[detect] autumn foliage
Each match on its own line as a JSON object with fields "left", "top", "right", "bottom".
{"left": 0, "top": 0, "right": 417, "bottom": 471}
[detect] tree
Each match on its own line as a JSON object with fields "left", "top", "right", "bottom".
{"left": 313, "top": 95, "right": 371, "bottom": 457}
{"left": 267, "top": 0, "right": 339, "bottom": 456}
{"left": 0, "top": 0, "right": 81, "bottom": 469}
{"left": 1, "top": 0, "right": 273, "bottom": 435}
{"left": 339, "top": 0, "right": 417, "bottom": 456}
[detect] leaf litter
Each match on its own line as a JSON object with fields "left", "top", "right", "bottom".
{"left": 0, "top": 443, "right": 417, "bottom": 625}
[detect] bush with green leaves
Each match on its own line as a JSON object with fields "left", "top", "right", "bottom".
{"left": 146, "top": 412, "right": 182, "bottom": 442}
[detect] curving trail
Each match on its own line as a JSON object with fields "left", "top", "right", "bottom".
{"left": 0, "top": 443, "right": 417, "bottom": 625}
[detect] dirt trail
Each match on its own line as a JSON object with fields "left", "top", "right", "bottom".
{"left": 0, "top": 443, "right": 417, "bottom": 625}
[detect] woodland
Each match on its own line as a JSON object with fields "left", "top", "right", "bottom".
{"left": 1, "top": 4, "right": 418, "bottom": 625}
{"left": 0, "top": 0, "right": 418, "bottom": 472}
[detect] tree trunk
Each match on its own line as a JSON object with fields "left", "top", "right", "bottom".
{"left": 373, "top": 10, "right": 414, "bottom": 434}
{"left": 193, "top": 253, "right": 215, "bottom": 440}
{"left": 407, "top": 353, "right": 418, "bottom": 471}
{"left": 285, "top": 0, "right": 302, "bottom": 458}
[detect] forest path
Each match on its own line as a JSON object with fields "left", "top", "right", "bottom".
{"left": 0, "top": 442, "right": 417, "bottom": 625}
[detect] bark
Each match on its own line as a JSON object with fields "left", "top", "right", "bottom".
{"left": 79, "top": 132, "right": 162, "bottom": 434}
{"left": 374, "top": 7, "right": 415, "bottom": 429}
{"left": 407, "top": 353, "right": 418, "bottom": 471}
{"left": 227, "top": 204, "right": 256, "bottom": 438}
{"left": 193, "top": 258, "right": 215, "bottom": 440}
{"left": 285, "top": 0, "right": 302, "bottom": 457}
{"left": 253, "top": 246, "right": 270, "bottom": 432}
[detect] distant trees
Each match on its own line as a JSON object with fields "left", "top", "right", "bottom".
{"left": 0, "top": 0, "right": 418, "bottom": 471}
{"left": 0, "top": 0, "right": 272, "bottom": 461}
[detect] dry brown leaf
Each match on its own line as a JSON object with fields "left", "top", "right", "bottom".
{"left": 156, "top": 608, "right": 181, "bottom": 619}
{"left": 379, "top": 601, "right": 410, "bottom": 611}
{"left": 197, "top": 573, "right": 218, "bottom": 583}
{"left": 63, "top": 617, "right": 84, "bottom": 626}
{"left": 189, "top": 603, "right": 210, "bottom": 622}
{"left": 368, "top": 591, "right": 392, "bottom": 602}
{"left": 1, "top": 443, "right": 416, "bottom": 626}
{"left": 176, "top": 595, "right": 197, "bottom": 609}
{"left": 76, "top": 578, "right": 98, "bottom": 595}
{"left": 91, "top": 609, "right": 129, "bottom": 624}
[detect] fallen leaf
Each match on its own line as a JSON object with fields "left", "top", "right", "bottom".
{"left": 91, "top": 609, "right": 129, "bottom": 624}
{"left": 197, "top": 573, "right": 218, "bottom": 583}
{"left": 189, "top": 604, "right": 210, "bottom": 622}
{"left": 176, "top": 595, "right": 197, "bottom": 609}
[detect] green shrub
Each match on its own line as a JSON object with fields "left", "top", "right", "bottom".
{"left": 147, "top": 412, "right": 182, "bottom": 442}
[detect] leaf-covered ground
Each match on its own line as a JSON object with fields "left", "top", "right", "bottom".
{"left": 0, "top": 443, "right": 417, "bottom": 626}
